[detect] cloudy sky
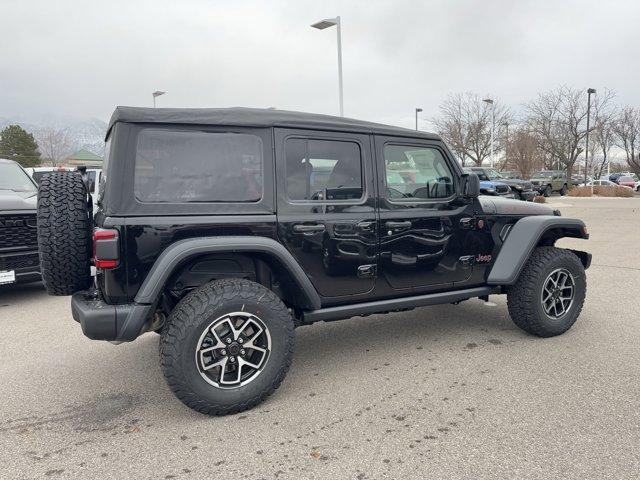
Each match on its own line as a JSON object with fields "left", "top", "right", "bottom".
{"left": 1, "top": 0, "right": 638, "bottom": 130}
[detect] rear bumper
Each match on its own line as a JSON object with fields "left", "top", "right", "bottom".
{"left": 71, "top": 290, "right": 153, "bottom": 342}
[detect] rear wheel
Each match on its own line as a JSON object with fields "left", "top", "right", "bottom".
{"left": 560, "top": 184, "right": 568, "bottom": 196}
{"left": 507, "top": 247, "right": 586, "bottom": 337}
{"left": 160, "top": 279, "right": 294, "bottom": 415}
{"left": 37, "top": 172, "right": 92, "bottom": 295}
{"left": 543, "top": 185, "right": 551, "bottom": 197}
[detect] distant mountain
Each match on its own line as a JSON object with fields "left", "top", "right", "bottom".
{"left": 0, "top": 115, "right": 108, "bottom": 157}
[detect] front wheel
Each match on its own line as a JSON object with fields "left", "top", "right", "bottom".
{"left": 507, "top": 247, "right": 586, "bottom": 337}
{"left": 543, "top": 185, "right": 551, "bottom": 197}
{"left": 560, "top": 184, "right": 568, "bottom": 196}
{"left": 160, "top": 279, "right": 294, "bottom": 415}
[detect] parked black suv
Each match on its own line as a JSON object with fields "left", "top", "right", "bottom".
{"left": 0, "top": 159, "right": 40, "bottom": 285}
{"left": 467, "top": 166, "right": 536, "bottom": 201}
{"left": 37, "top": 107, "right": 591, "bottom": 416}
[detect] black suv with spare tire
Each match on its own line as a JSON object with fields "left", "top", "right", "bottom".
{"left": 37, "top": 107, "right": 591, "bottom": 416}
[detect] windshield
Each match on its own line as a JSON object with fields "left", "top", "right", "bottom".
{"left": 485, "top": 169, "right": 502, "bottom": 180}
{"left": 534, "top": 171, "right": 553, "bottom": 178}
{"left": 0, "top": 163, "right": 37, "bottom": 192}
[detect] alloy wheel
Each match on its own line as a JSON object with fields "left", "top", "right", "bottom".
{"left": 195, "top": 312, "right": 271, "bottom": 389}
{"left": 541, "top": 268, "right": 575, "bottom": 319}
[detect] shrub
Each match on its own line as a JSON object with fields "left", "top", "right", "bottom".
{"left": 568, "top": 186, "right": 634, "bottom": 197}
{"left": 533, "top": 195, "right": 546, "bottom": 203}
{"left": 568, "top": 187, "right": 592, "bottom": 197}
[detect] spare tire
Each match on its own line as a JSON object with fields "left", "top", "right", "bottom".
{"left": 37, "top": 172, "right": 92, "bottom": 295}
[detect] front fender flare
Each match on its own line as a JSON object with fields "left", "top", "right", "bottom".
{"left": 487, "top": 216, "right": 588, "bottom": 285}
{"left": 134, "top": 236, "right": 322, "bottom": 310}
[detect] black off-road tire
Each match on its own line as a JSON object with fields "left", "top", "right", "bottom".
{"left": 507, "top": 246, "right": 586, "bottom": 337}
{"left": 37, "top": 172, "right": 92, "bottom": 295}
{"left": 160, "top": 279, "right": 294, "bottom": 416}
{"left": 560, "top": 184, "right": 568, "bottom": 196}
{"left": 543, "top": 185, "right": 551, "bottom": 197}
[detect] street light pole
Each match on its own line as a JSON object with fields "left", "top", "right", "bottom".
{"left": 483, "top": 98, "right": 495, "bottom": 168}
{"left": 502, "top": 121, "right": 510, "bottom": 169}
{"left": 415, "top": 108, "right": 423, "bottom": 131}
{"left": 585, "top": 88, "right": 596, "bottom": 191}
{"left": 152, "top": 90, "right": 165, "bottom": 108}
{"left": 311, "top": 17, "right": 344, "bottom": 116}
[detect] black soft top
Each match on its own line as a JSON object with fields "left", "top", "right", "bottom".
{"left": 106, "top": 106, "right": 440, "bottom": 141}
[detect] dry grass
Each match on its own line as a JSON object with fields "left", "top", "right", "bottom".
{"left": 533, "top": 196, "right": 546, "bottom": 203}
{"left": 568, "top": 186, "right": 634, "bottom": 198}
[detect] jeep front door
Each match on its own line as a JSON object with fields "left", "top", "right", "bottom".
{"left": 275, "top": 129, "right": 378, "bottom": 300}
{"left": 375, "top": 137, "right": 475, "bottom": 291}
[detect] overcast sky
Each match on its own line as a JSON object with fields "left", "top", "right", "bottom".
{"left": 1, "top": 0, "right": 638, "bottom": 130}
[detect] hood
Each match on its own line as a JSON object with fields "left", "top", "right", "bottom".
{"left": 481, "top": 180, "right": 509, "bottom": 188}
{"left": 499, "top": 178, "right": 530, "bottom": 187}
{"left": 479, "top": 196, "right": 555, "bottom": 216}
{"left": 0, "top": 190, "right": 38, "bottom": 212}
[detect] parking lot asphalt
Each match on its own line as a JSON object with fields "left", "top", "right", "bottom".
{"left": 1, "top": 196, "right": 639, "bottom": 480}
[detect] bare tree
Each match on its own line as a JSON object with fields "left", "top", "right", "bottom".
{"left": 433, "top": 92, "right": 510, "bottom": 166}
{"left": 590, "top": 96, "right": 617, "bottom": 179}
{"left": 613, "top": 107, "right": 640, "bottom": 175}
{"left": 508, "top": 127, "right": 544, "bottom": 179}
{"left": 525, "top": 86, "right": 615, "bottom": 180}
{"left": 35, "top": 127, "right": 72, "bottom": 166}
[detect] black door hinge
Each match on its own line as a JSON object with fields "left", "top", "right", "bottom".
{"left": 459, "top": 217, "right": 475, "bottom": 229}
{"left": 459, "top": 255, "right": 475, "bottom": 267}
{"left": 357, "top": 264, "right": 377, "bottom": 278}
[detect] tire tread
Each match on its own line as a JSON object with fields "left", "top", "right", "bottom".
{"left": 507, "top": 246, "right": 586, "bottom": 337}
{"left": 160, "top": 278, "right": 294, "bottom": 416}
{"left": 37, "top": 172, "right": 92, "bottom": 295}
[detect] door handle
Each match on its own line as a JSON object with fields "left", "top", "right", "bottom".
{"left": 385, "top": 221, "right": 412, "bottom": 230}
{"left": 293, "top": 223, "right": 325, "bottom": 233}
{"left": 356, "top": 221, "right": 376, "bottom": 233}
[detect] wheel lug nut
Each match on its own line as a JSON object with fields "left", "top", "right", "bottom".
{"left": 240, "top": 349, "right": 246, "bottom": 356}
{"left": 238, "top": 338, "right": 244, "bottom": 344}
{"left": 220, "top": 349, "right": 226, "bottom": 356}
{"left": 229, "top": 356, "right": 236, "bottom": 363}
{"left": 226, "top": 338, "right": 232, "bottom": 344}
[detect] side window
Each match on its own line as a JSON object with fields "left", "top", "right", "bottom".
{"left": 134, "top": 129, "right": 263, "bottom": 203}
{"left": 285, "top": 138, "right": 363, "bottom": 201}
{"left": 383, "top": 145, "right": 454, "bottom": 200}
{"left": 474, "top": 170, "right": 489, "bottom": 181}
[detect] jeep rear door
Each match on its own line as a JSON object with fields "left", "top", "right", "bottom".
{"left": 374, "top": 136, "right": 474, "bottom": 291}
{"left": 275, "top": 128, "right": 378, "bottom": 301}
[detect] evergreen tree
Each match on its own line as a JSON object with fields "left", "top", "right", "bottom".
{"left": 0, "top": 125, "right": 41, "bottom": 167}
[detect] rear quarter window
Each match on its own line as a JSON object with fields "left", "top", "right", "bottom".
{"left": 134, "top": 129, "right": 263, "bottom": 203}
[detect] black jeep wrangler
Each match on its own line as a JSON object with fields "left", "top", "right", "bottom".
{"left": 37, "top": 107, "right": 591, "bottom": 416}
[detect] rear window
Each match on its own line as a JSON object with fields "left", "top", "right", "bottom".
{"left": 31, "top": 171, "right": 49, "bottom": 184}
{"left": 134, "top": 129, "right": 263, "bottom": 203}
{"left": 284, "top": 138, "right": 363, "bottom": 201}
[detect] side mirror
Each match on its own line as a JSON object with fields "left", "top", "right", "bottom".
{"left": 462, "top": 172, "right": 480, "bottom": 198}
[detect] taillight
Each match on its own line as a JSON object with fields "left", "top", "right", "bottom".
{"left": 93, "top": 228, "right": 119, "bottom": 269}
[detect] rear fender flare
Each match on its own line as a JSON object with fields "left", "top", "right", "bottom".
{"left": 134, "top": 236, "right": 321, "bottom": 310}
{"left": 487, "top": 216, "right": 588, "bottom": 285}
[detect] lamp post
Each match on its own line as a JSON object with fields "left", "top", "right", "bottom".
{"left": 502, "top": 121, "right": 510, "bottom": 170}
{"left": 311, "top": 17, "right": 344, "bottom": 116}
{"left": 415, "top": 108, "right": 423, "bottom": 131}
{"left": 152, "top": 91, "right": 165, "bottom": 108}
{"left": 585, "top": 88, "right": 596, "bottom": 191}
{"left": 483, "top": 98, "right": 495, "bottom": 168}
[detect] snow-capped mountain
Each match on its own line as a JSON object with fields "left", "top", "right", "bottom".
{"left": 0, "top": 115, "right": 108, "bottom": 157}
